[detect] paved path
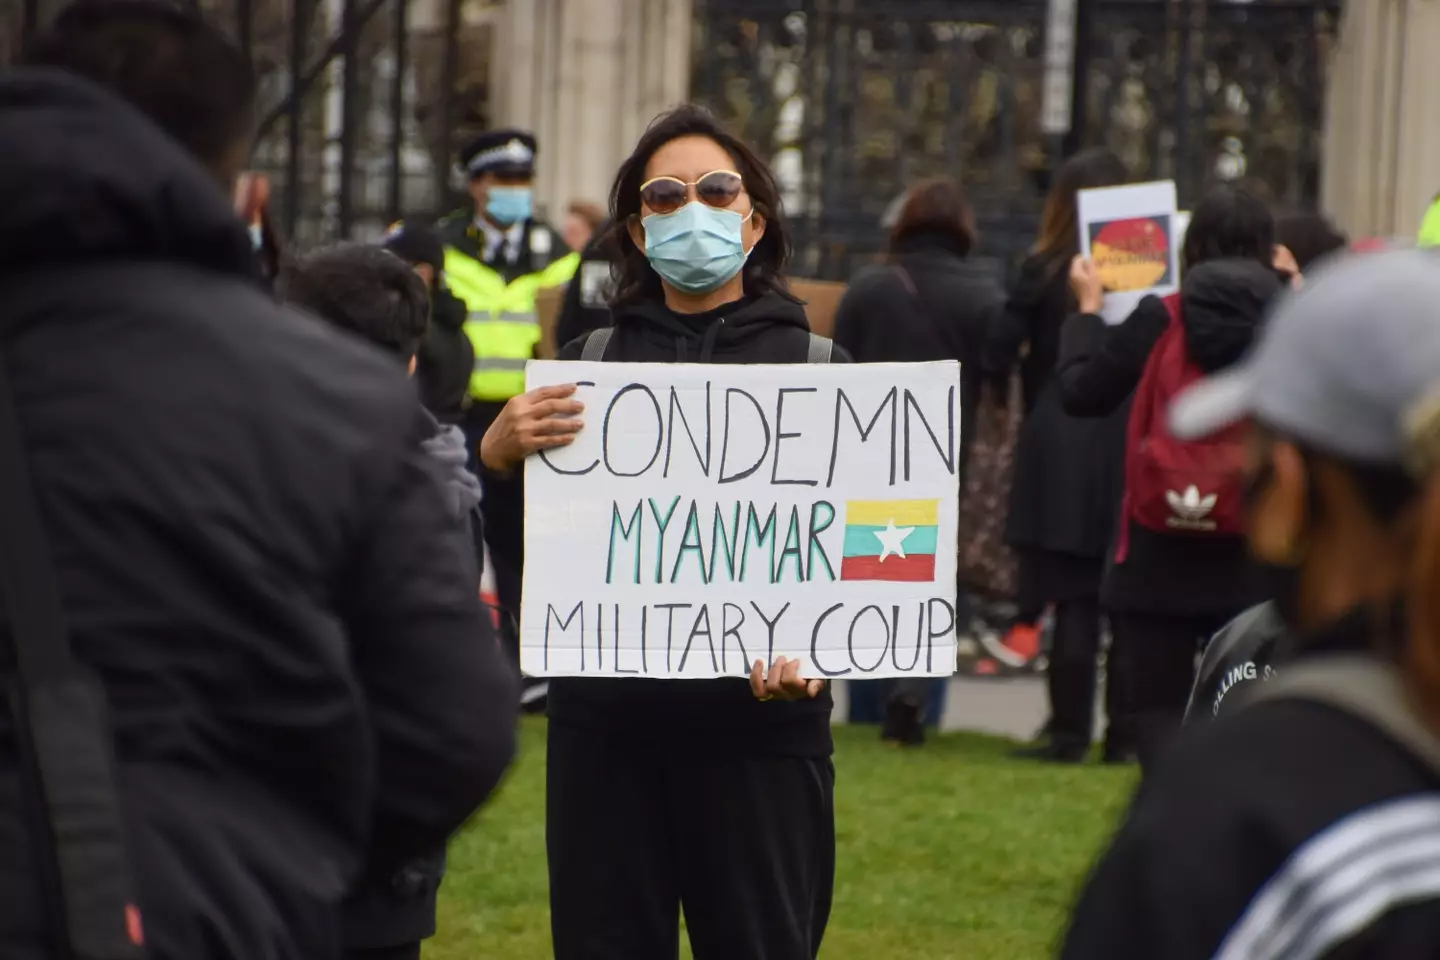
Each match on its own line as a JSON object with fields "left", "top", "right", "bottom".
{"left": 830, "top": 674, "right": 1049, "bottom": 740}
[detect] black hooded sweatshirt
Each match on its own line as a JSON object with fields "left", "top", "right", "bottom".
{"left": 415, "top": 284, "right": 474, "bottom": 426}
{"left": 0, "top": 70, "right": 517, "bottom": 959}
{"left": 1056, "top": 259, "right": 1283, "bottom": 617}
{"left": 550, "top": 291, "right": 850, "bottom": 757}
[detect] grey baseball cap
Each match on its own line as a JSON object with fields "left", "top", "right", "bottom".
{"left": 1170, "top": 248, "right": 1440, "bottom": 470}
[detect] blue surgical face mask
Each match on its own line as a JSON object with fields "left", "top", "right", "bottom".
{"left": 248, "top": 222, "right": 264, "bottom": 252}
{"left": 485, "top": 186, "right": 533, "bottom": 225}
{"left": 642, "top": 201, "right": 753, "bottom": 295}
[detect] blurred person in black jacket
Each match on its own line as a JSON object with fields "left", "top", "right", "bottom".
{"left": 554, "top": 219, "right": 617, "bottom": 351}
{"left": 1058, "top": 184, "right": 1284, "bottom": 774}
{"left": 382, "top": 220, "right": 474, "bottom": 425}
{"left": 834, "top": 178, "right": 1003, "bottom": 480}
{"left": 3, "top": 4, "right": 517, "bottom": 958}
{"left": 1061, "top": 248, "right": 1440, "bottom": 960}
{"left": 282, "top": 243, "right": 491, "bottom": 960}
{"left": 833, "top": 177, "right": 1003, "bottom": 745}
{"left": 983, "top": 149, "right": 1133, "bottom": 764}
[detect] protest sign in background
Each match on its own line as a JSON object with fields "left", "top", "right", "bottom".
{"left": 1078, "top": 180, "right": 1180, "bottom": 324}
{"left": 521, "top": 361, "right": 961, "bottom": 681}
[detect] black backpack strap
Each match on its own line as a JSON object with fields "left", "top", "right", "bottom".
{"left": 0, "top": 351, "right": 144, "bottom": 958}
{"left": 1245, "top": 654, "right": 1440, "bottom": 776}
{"left": 580, "top": 326, "right": 614, "bottom": 362}
{"left": 806, "top": 333, "right": 834, "bottom": 363}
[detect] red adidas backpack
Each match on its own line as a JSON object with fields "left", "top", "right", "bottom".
{"left": 1116, "top": 293, "right": 1247, "bottom": 562}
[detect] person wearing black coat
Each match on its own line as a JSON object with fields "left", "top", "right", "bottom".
{"left": 280, "top": 243, "right": 493, "bottom": 960}
{"left": 481, "top": 105, "right": 843, "bottom": 960}
{"left": 834, "top": 178, "right": 1003, "bottom": 480}
{"left": 382, "top": 221, "right": 475, "bottom": 426}
{"left": 1056, "top": 184, "right": 1285, "bottom": 774}
{"left": 832, "top": 178, "right": 1002, "bottom": 744}
{"left": 1060, "top": 249, "right": 1440, "bottom": 960}
{"left": 553, "top": 221, "right": 617, "bottom": 350}
{"left": 3, "top": 11, "right": 517, "bottom": 959}
{"left": 983, "top": 148, "right": 1131, "bottom": 763}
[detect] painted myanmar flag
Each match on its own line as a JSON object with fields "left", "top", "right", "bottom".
{"left": 840, "top": 499, "right": 940, "bottom": 582}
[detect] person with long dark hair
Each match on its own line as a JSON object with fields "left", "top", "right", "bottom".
{"left": 984, "top": 148, "right": 1134, "bottom": 763}
{"left": 833, "top": 177, "right": 1003, "bottom": 744}
{"left": 481, "top": 104, "right": 844, "bottom": 960}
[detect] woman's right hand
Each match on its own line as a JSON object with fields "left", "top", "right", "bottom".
{"left": 479, "top": 384, "right": 585, "bottom": 473}
{"left": 1069, "top": 255, "right": 1105, "bottom": 314}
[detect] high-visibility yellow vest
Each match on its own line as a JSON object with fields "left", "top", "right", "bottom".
{"left": 442, "top": 237, "right": 580, "bottom": 402}
{"left": 1420, "top": 194, "right": 1440, "bottom": 249}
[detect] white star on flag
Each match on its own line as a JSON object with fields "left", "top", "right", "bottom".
{"left": 873, "top": 518, "right": 915, "bottom": 563}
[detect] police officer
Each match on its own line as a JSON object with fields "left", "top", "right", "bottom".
{"left": 439, "top": 129, "right": 580, "bottom": 673}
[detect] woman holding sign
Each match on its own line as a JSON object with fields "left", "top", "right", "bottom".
{"left": 984, "top": 148, "right": 1133, "bottom": 765}
{"left": 481, "top": 104, "right": 848, "bottom": 960}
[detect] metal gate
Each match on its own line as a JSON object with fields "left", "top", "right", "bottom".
{"left": 1, "top": 0, "right": 494, "bottom": 245}
{"left": 691, "top": 0, "right": 1342, "bottom": 281}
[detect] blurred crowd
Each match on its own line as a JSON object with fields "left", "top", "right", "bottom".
{"left": 5, "top": 2, "right": 1440, "bottom": 960}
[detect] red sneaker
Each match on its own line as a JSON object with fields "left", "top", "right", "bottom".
{"left": 979, "top": 623, "right": 1041, "bottom": 669}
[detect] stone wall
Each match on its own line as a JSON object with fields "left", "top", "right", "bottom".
{"left": 489, "top": 0, "right": 692, "bottom": 221}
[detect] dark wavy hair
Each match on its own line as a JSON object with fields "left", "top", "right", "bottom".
{"left": 1033, "top": 148, "right": 1129, "bottom": 266}
{"left": 888, "top": 178, "right": 976, "bottom": 260}
{"left": 605, "top": 104, "right": 797, "bottom": 308}
{"left": 280, "top": 243, "right": 429, "bottom": 361}
{"left": 1183, "top": 184, "right": 1275, "bottom": 273}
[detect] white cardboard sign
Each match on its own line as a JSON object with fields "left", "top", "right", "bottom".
{"left": 520, "top": 360, "right": 961, "bottom": 681}
{"left": 1078, "top": 180, "right": 1180, "bottom": 324}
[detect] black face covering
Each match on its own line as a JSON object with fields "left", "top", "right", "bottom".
{"left": 1245, "top": 459, "right": 1306, "bottom": 627}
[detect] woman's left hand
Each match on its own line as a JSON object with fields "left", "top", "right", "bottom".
{"left": 750, "top": 657, "right": 826, "bottom": 701}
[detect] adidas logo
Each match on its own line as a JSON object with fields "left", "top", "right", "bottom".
{"left": 1165, "top": 485, "right": 1218, "bottom": 531}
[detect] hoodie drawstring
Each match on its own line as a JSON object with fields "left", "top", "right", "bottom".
{"left": 699, "top": 318, "right": 723, "bottom": 363}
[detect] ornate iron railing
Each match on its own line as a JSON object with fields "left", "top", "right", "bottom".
{"left": 691, "top": 0, "right": 1342, "bottom": 281}
{"left": 2, "top": 0, "right": 488, "bottom": 245}
{"left": 4, "top": 0, "right": 1338, "bottom": 262}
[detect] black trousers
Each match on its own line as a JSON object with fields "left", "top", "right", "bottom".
{"left": 547, "top": 724, "right": 835, "bottom": 960}
{"left": 1046, "top": 597, "right": 1112, "bottom": 751}
{"left": 1108, "top": 610, "right": 1232, "bottom": 775}
{"left": 465, "top": 402, "right": 524, "bottom": 658}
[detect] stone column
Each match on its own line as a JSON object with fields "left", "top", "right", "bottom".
{"left": 1322, "top": 0, "right": 1440, "bottom": 240}
{"left": 491, "top": 0, "right": 693, "bottom": 223}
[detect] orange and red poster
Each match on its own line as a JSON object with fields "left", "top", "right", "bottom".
{"left": 1078, "top": 180, "right": 1179, "bottom": 324}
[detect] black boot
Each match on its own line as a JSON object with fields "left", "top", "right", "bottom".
{"left": 880, "top": 692, "right": 926, "bottom": 746}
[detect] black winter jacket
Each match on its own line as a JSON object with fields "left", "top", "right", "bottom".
{"left": 985, "top": 254, "right": 1126, "bottom": 571}
{"left": 0, "top": 69, "right": 517, "bottom": 960}
{"left": 832, "top": 234, "right": 1003, "bottom": 479}
{"left": 416, "top": 285, "right": 473, "bottom": 425}
{"left": 1057, "top": 259, "right": 1282, "bottom": 616}
{"left": 548, "top": 290, "right": 850, "bottom": 758}
{"left": 553, "top": 224, "right": 615, "bottom": 350}
{"left": 341, "top": 413, "right": 487, "bottom": 951}
{"left": 1062, "top": 608, "right": 1440, "bottom": 960}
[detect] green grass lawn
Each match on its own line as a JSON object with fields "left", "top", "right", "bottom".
{"left": 429, "top": 718, "right": 1136, "bottom": 960}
